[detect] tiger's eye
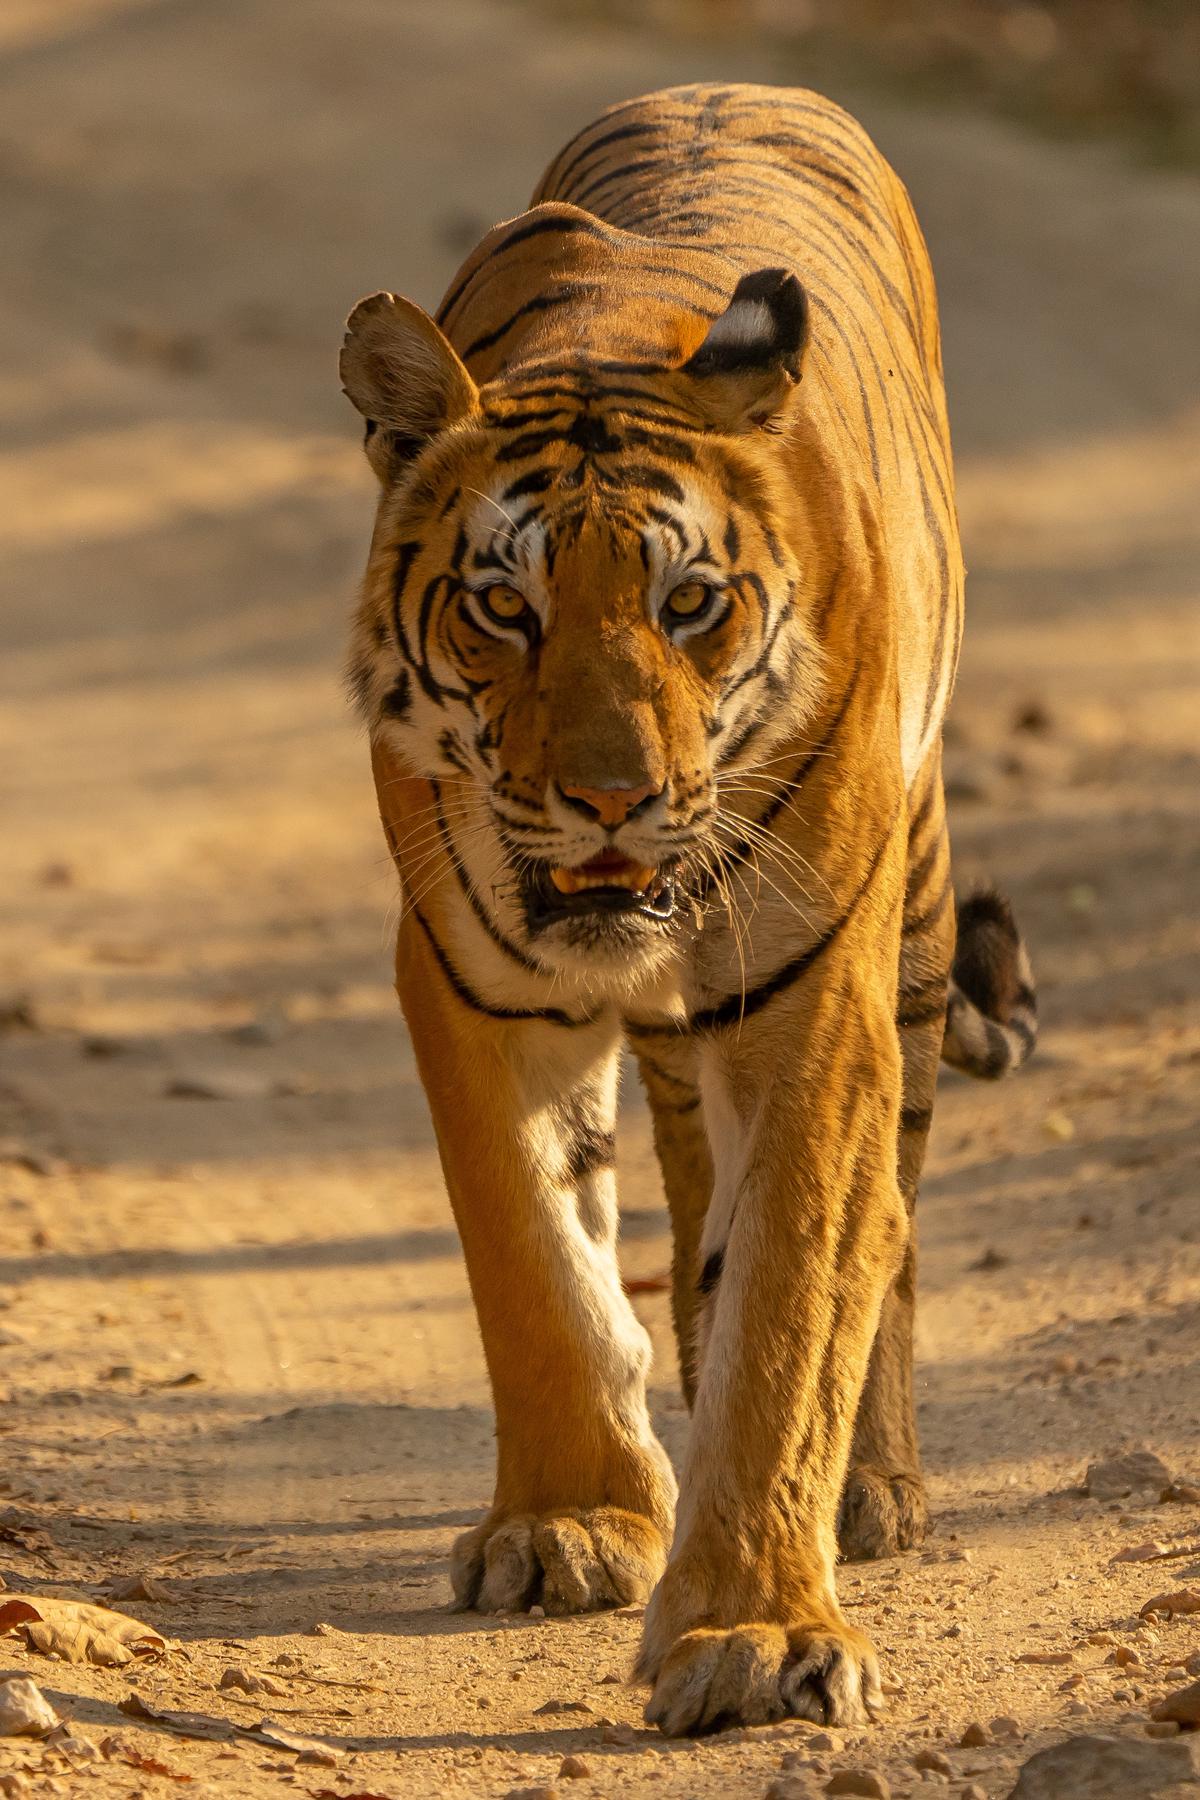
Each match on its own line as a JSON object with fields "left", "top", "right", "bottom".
{"left": 665, "top": 581, "right": 711, "bottom": 620}
{"left": 480, "top": 584, "right": 527, "bottom": 623}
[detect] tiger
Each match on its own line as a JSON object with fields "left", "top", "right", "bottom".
{"left": 339, "top": 82, "right": 1036, "bottom": 1735}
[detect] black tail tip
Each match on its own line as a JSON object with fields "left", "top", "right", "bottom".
{"left": 953, "top": 887, "right": 1030, "bottom": 1021}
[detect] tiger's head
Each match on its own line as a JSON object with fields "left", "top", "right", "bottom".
{"left": 342, "top": 268, "right": 829, "bottom": 977}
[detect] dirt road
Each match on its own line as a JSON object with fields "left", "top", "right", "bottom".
{"left": 2, "top": 2, "right": 1199, "bottom": 1795}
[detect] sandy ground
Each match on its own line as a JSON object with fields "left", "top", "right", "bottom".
{"left": 2, "top": 2, "right": 1200, "bottom": 1795}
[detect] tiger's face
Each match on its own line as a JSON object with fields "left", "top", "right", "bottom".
{"left": 343, "top": 273, "right": 826, "bottom": 974}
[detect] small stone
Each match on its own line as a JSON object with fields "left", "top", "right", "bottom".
{"left": 989, "top": 1714, "right": 1021, "bottom": 1738}
{"left": 0, "top": 1678, "right": 60, "bottom": 1737}
{"left": 1187, "top": 1654, "right": 1200, "bottom": 1677}
{"left": 1144, "top": 1720, "right": 1181, "bottom": 1738}
{"left": 1151, "top": 1677, "right": 1200, "bottom": 1728}
{"left": 1085, "top": 1450, "right": 1172, "bottom": 1502}
{"left": 806, "top": 1731, "right": 840, "bottom": 1751}
{"left": 528, "top": 1604, "right": 546, "bottom": 1618}
{"left": 961, "top": 1788, "right": 987, "bottom": 1800}
{"left": 505, "top": 1789, "right": 559, "bottom": 1800}
{"left": 766, "top": 1781, "right": 810, "bottom": 1800}
{"left": 913, "top": 1747, "right": 953, "bottom": 1775}
{"left": 1016, "top": 1651, "right": 1073, "bottom": 1666}
{"left": 959, "top": 1721, "right": 990, "bottom": 1747}
{"left": 600, "top": 1723, "right": 637, "bottom": 1745}
{"left": 305, "top": 1620, "right": 340, "bottom": 1636}
{"left": 824, "top": 1772, "right": 889, "bottom": 1798}
{"left": 1042, "top": 1110, "right": 1075, "bottom": 1141}
{"left": 558, "top": 1756, "right": 590, "bottom": 1780}
{"left": 1163, "top": 1483, "right": 1200, "bottom": 1504}
{"left": 1007, "top": 1732, "right": 1200, "bottom": 1795}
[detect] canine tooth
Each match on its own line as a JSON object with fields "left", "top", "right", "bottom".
{"left": 550, "top": 867, "right": 582, "bottom": 894}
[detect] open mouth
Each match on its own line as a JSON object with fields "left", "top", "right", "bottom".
{"left": 524, "top": 850, "right": 678, "bottom": 929}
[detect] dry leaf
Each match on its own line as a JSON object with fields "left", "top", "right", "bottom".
{"left": 105, "top": 1574, "right": 175, "bottom": 1605}
{"left": 250, "top": 1719, "right": 342, "bottom": 1762}
{"left": 0, "top": 1676, "right": 60, "bottom": 1737}
{"left": 0, "top": 1595, "right": 165, "bottom": 1666}
{"left": 117, "top": 1693, "right": 234, "bottom": 1742}
{"left": 219, "top": 1666, "right": 287, "bottom": 1697}
{"left": 121, "top": 1750, "right": 194, "bottom": 1782}
{"left": 308, "top": 1792, "right": 395, "bottom": 1799}
{"left": 1140, "top": 1587, "right": 1200, "bottom": 1619}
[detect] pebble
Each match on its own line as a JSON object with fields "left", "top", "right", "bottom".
{"left": 824, "top": 1771, "right": 890, "bottom": 1798}
{"left": 989, "top": 1714, "right": 1021, "bottom": 1738}
{"left": 1151, "top": 1676, "right": 1200, "bottom": 1727}
{"left": 1084, "top": 1450, "right": 1172, "bottom": 1502}
{"left": 765, "top": 1781, "right": 810, "bottom": 1800}
{"left": 505, "top": 1789, "right": 559, "bottom": 1800}
{"left": 959, "top": 1721, "right": 990, "bottom": 1747}
{"left": 0, "top": 1678, "right": 60, "bottom": 1737}
{"left": 913, "top": 1746, "right": 953, "bottom": 1775}
{"left": 1007, "top": 1731, "right": 1200, "bottom": 1795}
{"left": 557, "top": 1756, "right": 591, "bottom": 1779}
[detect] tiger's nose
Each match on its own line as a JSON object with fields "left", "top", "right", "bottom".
{"left": 558, "top": 780, "right": 663, "bottom": 827}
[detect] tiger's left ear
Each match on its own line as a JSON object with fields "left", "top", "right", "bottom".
{"left": 681, "top": 268, "right": 808, "bottom": 433}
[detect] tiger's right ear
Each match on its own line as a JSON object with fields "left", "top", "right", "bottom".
{"left": 340, "top": 292, "right": 479, "bottom": 482}
{"left": 681, "top": 267, "right": 808, "bottom": 434}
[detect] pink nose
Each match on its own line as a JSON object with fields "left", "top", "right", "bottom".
{"left": 559, "top": 781, "right": 661, "bottom": 827}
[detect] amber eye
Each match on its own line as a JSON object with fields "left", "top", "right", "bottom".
{"left": 479, "top": 584, "right": 530, "bottom": 626}
{"left": 664, "top": 580, "right": 716, "bottom": 625}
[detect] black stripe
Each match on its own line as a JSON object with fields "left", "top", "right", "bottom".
{"left": 437, "top": 213, "right": 613, "bottom": 327}
{"left": 899, "top": 1104, "right": 933, "bottom": 1134}
{"left": 566, "top": 1124, "right": 617, "bottom": 1182}
{"left": 699, "top": 1249, "right": 724, "bottom": 1295}
{"left": 412, "top": 908, "right": 597, "bottom": 1029}
{"left": 693, "top": 812, "right": 898, "bottom": 1032}
{"left": 462, "top": 283, "right": 597, "bottom": 362}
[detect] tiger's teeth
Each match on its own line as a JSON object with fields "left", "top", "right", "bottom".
{"left": 550, "top": 862, "right": 657, "bottom": 895}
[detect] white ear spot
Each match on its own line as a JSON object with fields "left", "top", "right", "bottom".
{"left": 701, "top": 298, "right": 777, "bottom": 355}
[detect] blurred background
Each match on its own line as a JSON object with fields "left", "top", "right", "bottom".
{"left": 1, "top": 2, "right": 1198, "bottom": 1790}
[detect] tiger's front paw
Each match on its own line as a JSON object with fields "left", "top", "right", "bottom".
{"left": 450, "top": 1505, "right": 667, "bottom": 1616}
{"left": 637, "top": 1617, "right": 884, "bottom": 1736}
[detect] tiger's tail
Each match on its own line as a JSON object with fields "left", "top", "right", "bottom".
{"left": 941, "top": 889, "right": 1038, "bottom": 1079}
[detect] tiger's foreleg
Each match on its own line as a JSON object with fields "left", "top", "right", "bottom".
{"left": 637, "top": 863, "right": 908, "bottom": 1732}
{"left": 396, "top": 911, "right": 676, "bottom": 1614}
{"left": 629, "top": 1026, "right": 713, "bottom": 1407}
{"left": 840, "top": 760, "right": 955, "bottom": 1560}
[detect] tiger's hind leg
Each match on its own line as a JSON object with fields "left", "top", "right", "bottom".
{"left": 839, "top": 756, "right": 955, "bottom": 1560}
{"left": 629, "top": 1025, "right": 713, "bottom": 1409}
